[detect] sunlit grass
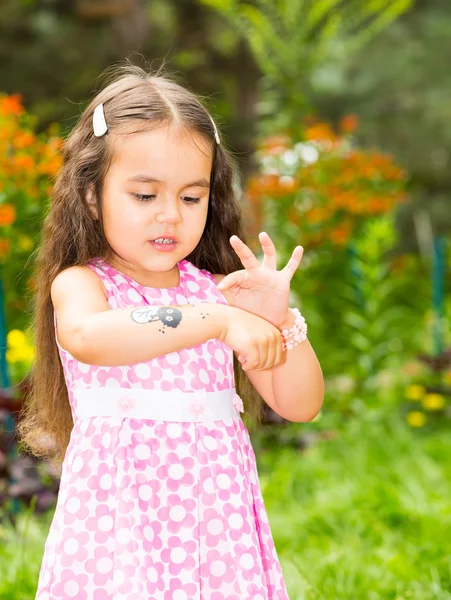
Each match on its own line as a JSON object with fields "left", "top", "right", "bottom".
{"left": 260, "top": 414, "right": 451, "bottom": 599}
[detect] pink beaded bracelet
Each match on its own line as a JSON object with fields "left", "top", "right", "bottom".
{"left": 281, "top": 308, "right": 308, "bottom": 351}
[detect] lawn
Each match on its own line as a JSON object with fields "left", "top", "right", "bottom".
{"left": 1, "top": 411, "right": 450, "bottom": 599}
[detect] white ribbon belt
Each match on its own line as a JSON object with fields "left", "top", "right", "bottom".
{"left": 73, "top": 387, "right": 242, "bottom": 422}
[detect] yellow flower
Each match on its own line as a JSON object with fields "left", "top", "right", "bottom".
{"left": 18, "top": 235, "right": 34, "bottom": 251}
{"left": 404, "top": 384, "right": 425, "bottom": 401}
{"left": 422, "top": 393, "right": 445, "bottom": 411}
{"left": 406, "top": 411, "right": 427, "bottom": 428}
{"left": 7, "top": 329, "right": 26, "bottom": 348}
{"left": 6, "top": 348, "right": 20, "bottom": 364}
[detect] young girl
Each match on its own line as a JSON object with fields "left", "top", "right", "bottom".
{"left": 19, "top": 65, "right": 324, "bottom": 600}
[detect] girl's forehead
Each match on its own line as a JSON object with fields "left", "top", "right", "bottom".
{"left": 111, "top": 125, "right": 212, "bottom": 164}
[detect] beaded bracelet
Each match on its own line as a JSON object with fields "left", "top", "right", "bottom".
{"left": 281, "top": 308, "right": 308, "bottom": 351}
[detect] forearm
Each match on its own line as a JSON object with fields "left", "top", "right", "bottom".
{"left": 271, "top": 310, "right": 324, "bottom": 422}
{"left": 73, "top": 302, "right": 231, "bottom": 366}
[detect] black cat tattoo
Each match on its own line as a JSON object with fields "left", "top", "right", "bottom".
{"left": 131, "top": 306, "right": 182, "bottom": 332}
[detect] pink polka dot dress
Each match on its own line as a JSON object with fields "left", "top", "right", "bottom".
{"left": 35, "top": 257, "right": 289, "bottom": 600}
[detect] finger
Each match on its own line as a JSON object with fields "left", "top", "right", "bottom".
{"left": 259, "top": 232, "right": 277, "bottom": 270}
{"left": 282, "top": 246, "right": 304, "bottom": 280}
{"left": 242, "top": 342, "right": 261, "bottom": 372}
{"left": 261, "top": 336, "right": 277, "bottom": 370}
{"left": 229, "top": 235, "right": 260, "bottom": 270}
{"left": 216, "top": 270, "right": 246, "bottom": 291}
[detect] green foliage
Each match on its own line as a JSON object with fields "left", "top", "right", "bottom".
{"left": 200, "top": 0, "right": 413, "bottom": 131}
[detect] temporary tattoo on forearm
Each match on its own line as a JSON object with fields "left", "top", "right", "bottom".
{"left": 131, "top": 306, "right": 182, "bottom": 332}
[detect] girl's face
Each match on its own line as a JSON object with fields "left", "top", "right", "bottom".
{"left": 99, "top": 124, "right": 212, "bottom": 288}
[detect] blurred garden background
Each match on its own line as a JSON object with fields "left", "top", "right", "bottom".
{"left": 1, "top": 0, "right": 451, "bottom": 598}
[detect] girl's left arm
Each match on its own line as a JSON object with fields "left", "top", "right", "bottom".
{"left": 244, "top": 309, "right": 324, "bottom": 423}
{"left": 214, "top": 232, "right": 324, "bottom": 422}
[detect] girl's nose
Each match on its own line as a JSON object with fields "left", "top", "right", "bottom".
{"left": 155, "top": 200, "right": 183, "bottom": 224}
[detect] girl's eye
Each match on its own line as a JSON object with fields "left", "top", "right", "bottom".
{"left": 132, "top": 194, "right": 200, "bottom": 204}
{"left": 133, "top": 194, "right": 156, "bottom": 202}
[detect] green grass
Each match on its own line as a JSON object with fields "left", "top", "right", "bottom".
{"left": 259, "top": 414, "right": 451, "bottom": 599}
{"left": 1, "top": 412, "right": 451, "bottom": 599}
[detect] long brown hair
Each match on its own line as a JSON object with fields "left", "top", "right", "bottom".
{"left": 17, "top": 65, "right": 262, "bottom": 468}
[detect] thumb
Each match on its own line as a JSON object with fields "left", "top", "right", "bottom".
{"left": 217, "top": 271, "right": 245, "bottom": 291}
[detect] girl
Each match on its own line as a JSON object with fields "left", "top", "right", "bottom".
{"left": 19, "top": 65, "right": 324, "bottom": 600}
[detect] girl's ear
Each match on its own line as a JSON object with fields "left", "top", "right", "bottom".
{"left": 86, "top": 188, "right": 98, "bottom": 220}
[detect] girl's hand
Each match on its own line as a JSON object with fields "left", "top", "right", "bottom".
{"left": 218, "top": 306, "right": 284, "bottom": 371}
{"left": 217, "top": 232, "right": 304, "bottom": 328}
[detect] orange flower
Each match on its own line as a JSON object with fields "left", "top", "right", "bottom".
{"left": 304, "top": 122, "right": 337, "bottom": 143}
{"left": 0, "top": 204, "right": 16, "bottom": 226}
{"left": 0, "top": 238, "right": 11, "bottom": 255}
{"left": 330, "top": 222, "right": 352, "bottom": 245}
{"left": 0, "top": 94, "right": 24, "bottom": 116}
{"left": 259, "top": 134, "right": 290, "bottom": 155}
{"left": 340, "top": 114, "right": 359, "bottom": 134}
{"left": 14, "top": 131, "right": 36, "bottom": 149}
{"left": 13, "top": 155, "right": 34, "bottom": 171}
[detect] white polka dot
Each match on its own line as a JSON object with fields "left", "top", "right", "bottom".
{"left": 173, "top": 591, "right": 188, "bottom": 600}
{"left": 63, "top": 539, "right": 78, "bottom": 555}
{"left": 138, "top": 485, "right": 152, "bottom": 501}
{"left": 186, "top": 280, "right": 200, "bottom": 293}
{"left": 135, "top": 364, "right": 150, "bottom": 379}
{"left": 135, "top": 444, "right": 151, "bottom": 460}
{"left": 72, "top": 456, "right": 83, "bottom": 473}
{"left": 214, "top": 348, "right": 226, "bottom": 365}
{"left": 98, "top": 557, "right": 113, "bottom": 574}
{"left": 127, "top": 288, "right": 142, "bottom": 302}
{"left": 64, "top": 581, "right": 79, "bottom": 597}
{"left": 113, "top": 570, "right": 125, "bottom": 586}
{"left": 101, "top": 433, "right": 111, "bottom": 448}
{"left": 203, "top": 436, "right": 217, "bottom": 451}
{"left": 166, "top": 353, "right": 181, "bottom": 366}
{"left": 66, "top": 497, "right": 80, "bottom": 514}
{"left": 171, "top": 547, "right": 186, "bottom": 564}
{"left": 207, "top": 518, "right": 223, "bottom": 535}
{"left": 259, "top": 508, "right": 269, "bottom": 523}
{"left": 168, "top": 464, "right": 184, "bottom": 480}
{"left": 143, "top": 526, "right": 155, "bottom": 542}
{"left": 169, "top": 505, "right": 186, "bottom": 522}
{"left": 78, "top": 362, "right": 90, "bottom": 373}
{"left": 117, "top": 528, "right": 131, "bottom": 544}
{"left": 100, "top": 474, "right": 112, "bottom": 490}
{"left": 229, "top": 513, "right": 243, "bottom": 529}
{"left": 204, "top": 479, "right": 214, "bottom": 493}
{"left": 199, "top": 369, "right": 210, "bottom": 384}
{"left": 166, "top": 423, "right": 182, "bottom": 438}
{"left": 210, "top": 560, "right": 226, "bottom": 577}
{"left": 249, "top": 470, "right": 257, "bottom": 484}
{"left": 216, "top": 474, "right": 230, "bottom": 489}
{"left": 147, "top": 566, "right": 159, "bottom": 583}
{"left": 42, "top": 571, "right": 51, "bottom": 586}
{"left": 98, "top": 515, "right": 114, "bottom": 532}
{"left": 240, "top": 552, "right": 254, "bottom": 569}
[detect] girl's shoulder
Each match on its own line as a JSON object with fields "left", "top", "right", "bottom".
{"left": 51, "top": 264, "right": 107, "bottom": 304}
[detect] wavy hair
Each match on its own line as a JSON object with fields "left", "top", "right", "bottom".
{"left": 17, "top": 65, "right": 262, "bottom": 468}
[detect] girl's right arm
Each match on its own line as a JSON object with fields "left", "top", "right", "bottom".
{"left": 51, "top": 265, "right": 283, "bottom": 369}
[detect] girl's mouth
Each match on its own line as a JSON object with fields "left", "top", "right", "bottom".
{"left": 149, "top": 237, "right": 177, "bottom": 251}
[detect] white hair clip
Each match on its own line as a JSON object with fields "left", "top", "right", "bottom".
{"left": 209, "top": 115, "right": 221, "bottom": 145}
{"left": 93, "top": 103, "right": 108, "bottom": 137}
